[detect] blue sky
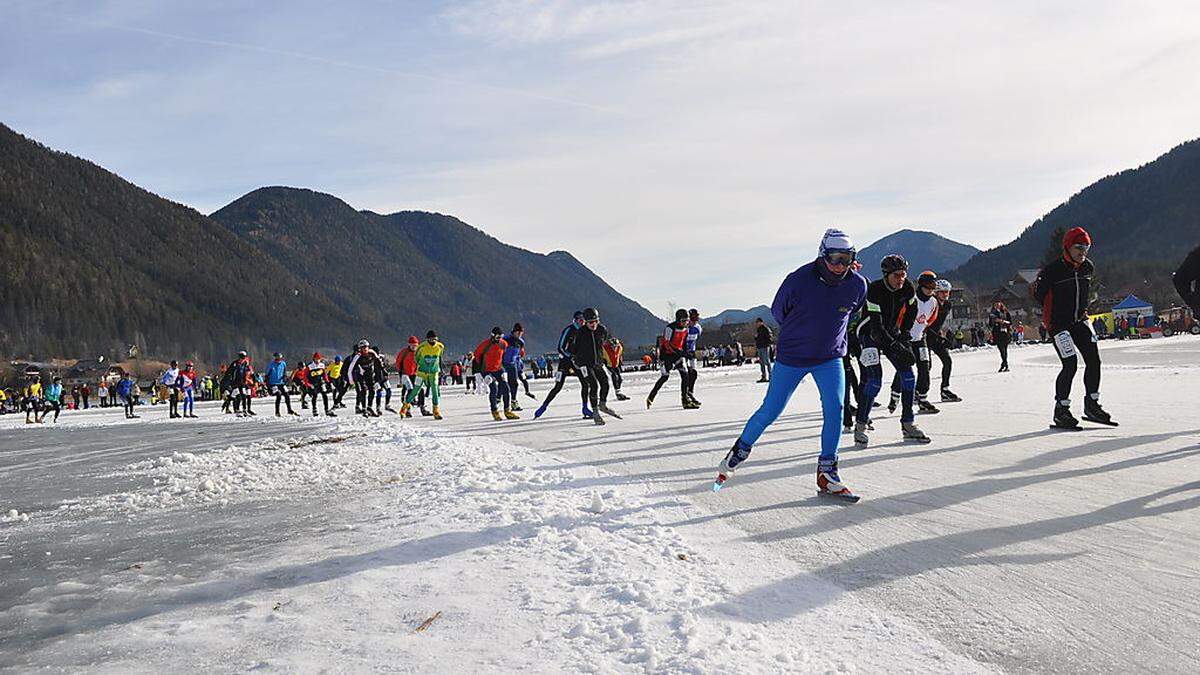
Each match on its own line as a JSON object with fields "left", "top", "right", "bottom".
{"left": 5, "top": 1, "right": 1200, "bottom": 317}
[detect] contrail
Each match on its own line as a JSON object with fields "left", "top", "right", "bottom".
{"left": 79, "top": 20, "right": 623, "bottom": 115}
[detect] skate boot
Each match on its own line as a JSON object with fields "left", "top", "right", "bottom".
{"left": 598, "top": 404, "right": 623, "bottom": 419}
{"left": 512, "top": 403, "right": 523, "bottom": 412}
{"left": 1052, "top": 401, "right": 1080, "bottom": 430}
{"left": 534, "top": 404, "right": 547, "bottom": 419}
{"left": 400, "top": 403, "right": 410, "bottom": 417}
{"left": 288, "top": 410, "right": 300, "bottom": 417}
{"left": 940, "top": 388, "right": 962, "bottom": 403}
{"left": 593, "top": 410, "right": 606, "bottom": 426}
{"left": 887, "top": 391, "right": 900, "bottom": 414}
{"left": 682, "top": 399, "right": 701, "bottom": 410}
{"left": 645, "top": 396, "right": 654, "bottom": 409}
{"left": 432, "top": 405, "right": 442, "bottom": 421}
{"left": 713, "top": 439, "right": 752, "bottom": 491}
{"left": 385, "top": 405, "right": 397, "bottom": 414}
{"left": 616, "top": 393, "right": 630, "bottom": 401}
{"left": 853, "top": 421, "right": 870, "bottom": 446}
{"left": 902, "top": 422, "right": 932, "bottom": 444}
{"left": 688, "top": 396, "right": 702, "bottom": 407}
{"left": 420, "top": 407, "right": 432, "bottom": 417}
{"left": 917, "top": 399, "right": 940, "bottom": 415}
{"left": 1083, "top": 394, "right": 1117, "bottom": 426}
{"left": 582, "top": 405, "right": 594, "bottom": 419}
{"left": 817, "top": 459, "right": 860, "bottom": 502}
{"left": 491, "top": 410, "right": 503, "bottom": 422}
{"left": 504, "top": 408, "right": 520, "bottom": 420}
{"left": 276, "top": 412, "right": 282, "bottom": 418}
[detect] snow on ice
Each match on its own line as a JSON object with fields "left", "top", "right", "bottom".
{"left": 3, "top": 336, "right": 1199, "bottom": 672}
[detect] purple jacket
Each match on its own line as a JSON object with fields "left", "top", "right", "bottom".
{"left": 771, "top": 261, "right": 868, "bottom": 368}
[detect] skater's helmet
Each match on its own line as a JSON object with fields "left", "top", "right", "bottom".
{"left": 935, "top": 279, "right": 952, "bottom": 293}
{"left": 880, "top": 254, "right": 909, "bottom": 275}
{"left": 675, "top": 308, "right": 689, "bottom": 322}
{"left": 582, "top": 307, "right": 599, "bottom": 322}
{"left": 688, "top": 308, "right": 700, "bottom": 321}
{"left": 170, "top": 360, "right": 178, "bottom": 366}
{"left": 272, "top": 352, "right": 282, "bottom": 360}
{"left": 573, "top": 310, "right": 584, "bottom": 320}
{"left": 408, "top": 336, "right": 420, "bottom": 345}
{"left": 491, "top": 326, "right": 504, "bottom": 337}
{"left": 917, "top": 270, "right": 938, "bottom": 289}
{"left": 357, "top": 339, "right": 370, "bottom": 349}
{"left": 185, "top": 360, "right": 194, "bottom": 367}
{"left": 818, "top": 228, "right": 856, "bottom": 262}
{"left": 312, "top": 352, "right": 323, "bottom": 360}
{"left": 512, "top": 323, "right": 523, "bottom": 333}
{"left": 426, "top": 330, "right": 438, "bottom": 339}
{"left": 237, "top": 350, "right": 248, "bottom": 358}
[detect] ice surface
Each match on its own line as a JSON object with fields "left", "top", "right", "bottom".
{"left": 2, "top": 336, "right": 1199, "bottom": 672}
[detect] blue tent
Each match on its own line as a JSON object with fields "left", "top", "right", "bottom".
{"left": 1112, "top": 294, "right": 1153, "bottom": 311}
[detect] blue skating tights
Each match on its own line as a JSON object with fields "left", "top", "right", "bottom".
{"left": 183, "top": 389, "right": 194, "bottom": 416}
{"left": 737, "top": 358, "right": 844, "bottom": 462}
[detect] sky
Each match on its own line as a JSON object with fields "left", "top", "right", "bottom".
{"left": 5, "top": 1, "right": 1200, "bottom": 318}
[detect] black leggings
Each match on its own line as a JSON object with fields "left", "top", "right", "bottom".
{"left": 929, "top": 337, "right": 952, "bottom": 390}
{"left": 309, "top": 383, "right": 330, "bottom": 415}
{"left": 648, "top": 354, "right": 688, "bottom": 404}
{"left": 607, "top": 365, "right": 623, "bottom": 392}
{"left": 995, "top": 333, "right": 1010, "bottom": 368}
{"left": 842, "top": 355, "right": 861, "bottom": 427}
{"left": 541, "top": 358, "right": 588, "bottom": 409}
{"left": 891, "top": 340, "right": 932, "bottom": 400}
{"left": 272, "top": 385, "right": 294, "bottom": 414}
{"left": 1053, "top": 321, "right": 1101, "bottom": 404}
{"left": 579, "top": 364, "right": 610, "bottom": 409}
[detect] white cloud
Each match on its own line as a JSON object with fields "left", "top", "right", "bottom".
{"left": 8, "top": 1, "right": 1200, "bottom": 316}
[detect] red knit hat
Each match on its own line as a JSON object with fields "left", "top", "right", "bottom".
{"left": 1063, "top": 226, "right": 1091, "bottom": 250}
{"left": 408, "top": 335, "right": 420, "bottom": 345}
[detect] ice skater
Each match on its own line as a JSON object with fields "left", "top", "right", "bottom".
{"left": 715, "top": 229, "right": 867, "bottom": 500}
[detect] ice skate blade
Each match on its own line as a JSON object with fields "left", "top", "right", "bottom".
{"left": 1082, "top": 416, "right": 1119, "bottom": 427}
{"left": 817, "top": 490, "right": 861, "bottom": 504}
{"left": 1049, "top": 423, "right": 1087, "bottom": 431}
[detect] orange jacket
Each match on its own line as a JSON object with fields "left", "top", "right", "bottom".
{"left": 395, "top": 348, "right": 418, "bottom": 377}
{"left": 602, "top": 342, "right": 622, "bottom": 367}
{"left": 474, "top": 338, "right": 508, "bottom": 372}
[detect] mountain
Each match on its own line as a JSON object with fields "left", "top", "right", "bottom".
{"left": 0, "top": 123, "right": 661, "bottom": 361}
{"left": 209, "top": 187, "right": 662, "bottom": 354}
{"left": 947, "top": 140, "right": 1200, "bottom": 302}
{"left": 0, "top": 123, "right": 350, "bottom": 361}
{"left": 701, "top": 305, "right": 774, "bottom": 329}
{"left": 856, "top": 230, "right": 980, "bottom": 280}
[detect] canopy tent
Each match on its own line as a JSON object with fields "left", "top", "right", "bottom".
{"left": 1112, "top": 294, "right": 1154, "bottom": 318}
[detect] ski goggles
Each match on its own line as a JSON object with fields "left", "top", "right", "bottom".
{"left": 1069, "top": 243, "right": 1091, "bottom": 253}
{"left": 822, "top": 250, "right": 856, "bottom": 266}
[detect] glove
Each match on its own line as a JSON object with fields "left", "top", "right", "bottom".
{"left": 884, "top": 340, "right": 917, "bottom": 368}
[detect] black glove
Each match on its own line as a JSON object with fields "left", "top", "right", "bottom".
{"left": 884, "top": 339, "right": 917, "bottom": 369}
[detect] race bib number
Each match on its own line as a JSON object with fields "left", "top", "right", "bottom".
{"left": 1054, "top": 331, "right": 1077, "bottom": 358}
{"left": 859, "top": 347, "right": 881, "bottom": 367}
{"left": 1085, "top": 321, "right": 1099, "bottom": 343}
{"left": 578, "top": 366, "right": 590, "bottom": 378}
{"left": 918, "top": 346, "right": 930, "bottom": 363}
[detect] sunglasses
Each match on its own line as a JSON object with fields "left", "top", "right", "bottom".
{"left": 823, "top": 251, "right": 855, "bottom": 266}
{"left": 586, "top": 319, "right": 599, "bottom": 325}
{"left": 1070, "top": 244, "right": 1091, "bottom": 252}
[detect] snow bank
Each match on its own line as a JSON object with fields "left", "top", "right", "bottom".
{"left": 23, "top": 416, "right": 985, "bottom": 673}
